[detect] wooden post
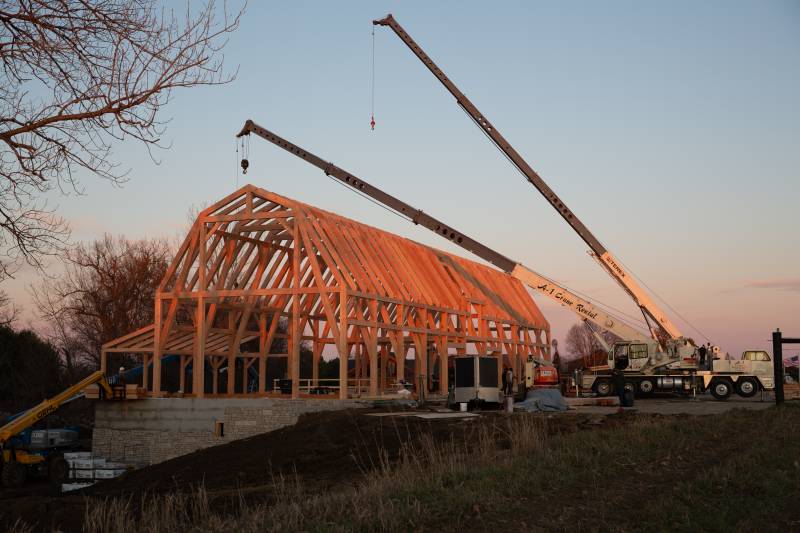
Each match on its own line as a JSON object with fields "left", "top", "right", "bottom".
{"left": 368, "top": 299, "right": 379, "bottom": 396}
{"left": 439, "top": 340, "right": 448, "bottom": 395}
{"left": 396, "top": 337, "right": 406, "bottom": 384}
{"left": 368, "top": 338, "right": 379, "bottom": 397}
{"left": 380, "top": 343, "right": 389, "bottom": 390}
{"left": 193, "top": 297, "right": 206, "bottom": 397}
{"left": 226, "top": 311, "right": 236, "bottom": 395}
{"left": 439, "top": 312, "right": 448, "bottom": 394}
{"left": 179, "top": 355, "right": 186, "bottom": 393}
{"left": 291, "top": 246, "right": 301, "bottom": 399}
{"left": 338, "top": 290, "right": 348, "bottom": 399}
{"left": 142, "top": 354, "right": 149, "bottom": 394}
{"left": 354, "top": 343, "right": 361, "bottom": 388}
{"left": 152, "top": 299, "right": 163, "bottom": 396}
{"left": 242, "top": 357, "right": 249, "bottom": 394}
{"left": 211, "top": 358, "right": 219, "bottom": 394}
{"left": 258, "top": 313, "right": 267, "bottom": 394}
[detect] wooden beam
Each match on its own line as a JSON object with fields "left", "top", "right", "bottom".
{"left": 193, "top": 297, "right": 206, "bottom": 397}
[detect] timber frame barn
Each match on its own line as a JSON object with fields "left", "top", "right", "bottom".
{"left": 101, "top": 185, "right": 550, "bottom": 399}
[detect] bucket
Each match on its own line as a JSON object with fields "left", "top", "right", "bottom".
{"left": 459, "top": 402, "right": 467, "bottom": 412}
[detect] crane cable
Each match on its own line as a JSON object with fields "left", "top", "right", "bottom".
{"left": 455, "top": 102, "right": 710, "bottom": 343}
{"left": 234, "top": 137, "right": 239, "bottom": 187}
{"left": 370, "top": 27, "right": 376, "bottom": 130}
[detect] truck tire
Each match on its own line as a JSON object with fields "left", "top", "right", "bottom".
{"left": 1, "top": 461, "right": 27, "bottom": 488}
{"left": 48, "top": 455, "right": 69, "bottom": 484}
{"left": 593, "top": 380, "right": 612, "bottom": 397}
{"left": 710, "top": 379, "right": 733, "bottom": 400}
{"left": 735, "top": 378, "right": 758, "bottom": 398}
{"left": 623, "top": 381, "right": 636, "bottom": 394}
{"left": 638, "top": 379, "right": 655, "bottom": 396}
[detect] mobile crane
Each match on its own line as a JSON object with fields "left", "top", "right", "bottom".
{"left": 237, "top": 120, "right": 770, "bottom": 400}
{"left": 370, "top": 14, "right": 774, "bottom": 399}
{"left": 0, "top": 371, "right": 115, "bottom": 488}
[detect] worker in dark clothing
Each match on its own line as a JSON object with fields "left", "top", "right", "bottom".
{"left": 698, "top": 344, "right": 707, "bottom": 369}
{"left": 504, "top": 367, "right": 514, "bottom": 396}
{"left": 611, "top": 368, "right": 626, "bottom": 406}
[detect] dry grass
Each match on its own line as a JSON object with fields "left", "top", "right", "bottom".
{"left": 51, "top": 406, "right": 800, "bottom": 532}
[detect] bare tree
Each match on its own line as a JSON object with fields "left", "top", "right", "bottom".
{"left": 0, "top": 0, "right": 244, "bottom": 276}
{"left": 33, "top": 234, "right": 171, "bottom": 371}
{"left": 0, "top": 285, "right": 18, "bottom": 326}
{"left": 564, "top": 322, "right": 620, "bottom": 360}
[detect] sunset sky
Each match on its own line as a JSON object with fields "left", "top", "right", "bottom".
{"left": 4, "top": 0, "right": 799, "bottom": 358}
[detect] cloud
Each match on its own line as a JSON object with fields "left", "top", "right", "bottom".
{"left": 745, "top": 278, "right": 800, "bottom": 292}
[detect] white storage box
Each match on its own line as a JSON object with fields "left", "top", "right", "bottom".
{"left": 64, "top": 452, "right": 92, "bottom": 460}
{"left": 94, "top": 469, "right": 125, "bottom": 479}
{"left": 29, "top": 429, "right": 78, "bottom": 448}
{"left": 75, "top": 469, "right": 94, "bottom": 480}
{"left": 73, "top": 458, "right": 105, "bottom": 469}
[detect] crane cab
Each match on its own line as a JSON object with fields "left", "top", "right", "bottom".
{"left": 608, "top": 342, "right": 651, "bottom": 372}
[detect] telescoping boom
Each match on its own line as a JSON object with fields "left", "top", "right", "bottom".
{"left": 373, "top": 14, "right": 684, "bottom": 347}
{"left": 237, "top": 120, "right": 652, "bottom": 349}
{"left": 0, "top": 371, "right": 113, "bottom": 446}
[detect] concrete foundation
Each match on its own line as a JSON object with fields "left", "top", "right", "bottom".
{"left": 93, "top": 398, "right": 367, "bottom": 465}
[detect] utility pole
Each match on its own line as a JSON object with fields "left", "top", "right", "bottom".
{"left": 773, "top": 329, "right": 784, "bottom": 405}
{"left": 772, "top": 328, "right": 800, "bottom": 405}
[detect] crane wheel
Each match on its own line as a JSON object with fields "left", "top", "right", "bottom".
{"left": 735, "top": 378, "right": 758, "bottom": 398}
{"left": 1, "top": 461, "right": 27, "bottom": 488}
{"left": 48, "top": 455, "right": 69, "bottom": 484}
{"left": 593, "top": 380, "right": 612, "bottom": 397}
{"left": 638, "top": 379, "right": 655, "bottom": 396}
{"left": 710, "top": 379, "right": 733, "bottom": 401}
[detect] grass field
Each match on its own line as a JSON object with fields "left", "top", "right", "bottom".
{"left": 9, "top": 404, "right": 799, "bottom": 532}
{"left": 61, "top": 404, "right": 798, "bottom": 533}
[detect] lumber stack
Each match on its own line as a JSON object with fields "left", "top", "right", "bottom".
{"left": 784, "top": 383, "right": 800, "bottom": 400}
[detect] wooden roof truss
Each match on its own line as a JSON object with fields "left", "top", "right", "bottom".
{"left": 101, "top": 185, "right": 550, "bottom": 399}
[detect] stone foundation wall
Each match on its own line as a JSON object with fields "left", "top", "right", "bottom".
{"left": 93, "top": 398, "right": 366, "bottom": 465}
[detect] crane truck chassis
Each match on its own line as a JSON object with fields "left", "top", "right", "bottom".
{"left": 580, "top": 347, "right": 774, "bottom": 400}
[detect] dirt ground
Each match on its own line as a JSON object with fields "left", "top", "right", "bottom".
{"left": 573, "top": 393, "right": 774, "bottom": 415}
{"left": 0, "top": 397, "right": 781, "bottom": 532}
{"left": 0, "top": 405, "right": 643, "bottom": 532}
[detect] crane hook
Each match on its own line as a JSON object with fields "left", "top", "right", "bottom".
{"left": 241, "top": 158, "right": 249, "bottom": 174}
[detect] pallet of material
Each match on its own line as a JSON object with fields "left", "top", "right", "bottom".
{"left": 83, "top": 383, "right": 143, "bottom": 399}
{"left": 785, "top": 383, "right": 800, "bottom": 400}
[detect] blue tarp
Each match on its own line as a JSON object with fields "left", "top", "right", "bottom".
{"left": 514, "top": 388, "right": 568, "bottom": 412}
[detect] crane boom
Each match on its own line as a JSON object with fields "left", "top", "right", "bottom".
{"left": 0, "top": 371, "right": 113, "bottom": 444}
{"left": 373, "top": 14, "right": 683, "bottom": 343}
{"left": 237, "top": 120, "right": 652, "bottom": 346}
